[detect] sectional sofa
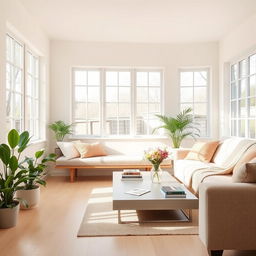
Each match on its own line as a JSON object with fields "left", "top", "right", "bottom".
{"left": 173, "top": 137, "right": 256, "bottom": 256}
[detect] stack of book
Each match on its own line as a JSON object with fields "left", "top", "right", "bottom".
{"left": 161, "top": 185, "right": 186, "bottom": 198}
{"left": 121, "top": 169, "right": 143, "bottom": 181}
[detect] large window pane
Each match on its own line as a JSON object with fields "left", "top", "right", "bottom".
{"left": 180, "top": 87, "right": 193, "bottom": 102}
{"left": 239, "top": 120, "right": 246, "bottom": 137}
{"left": 75, "top": 71, "right": 87, "bottom": 85}
{"left": 249, "top": 98, "right": 256, "bottom": 117}
{"left": 239, "top": 79, "right": 247, "bottom": 98}
{"left": 249, "top": 54, "right": 256, "bottom": 75}
{"left": 249, "top": 120, "right": 256, "bottom": 138}
{"left": 106, "top": 71, "right": 118, "bottom": 86}
{"left": 88, "top": 71, "right": 100, "bottom": 86}
{"left": 194, "top": 71, "right": 207, "bottom": 86}
{"left": 194, "top": 87, "right": 207, "bottom": 102}
{"left": 137, "top": 87, "right": 148, "bottom": 102}
{"left": 180, "top": 69, "right": 209, "bottom": 137}
{"left": 149, "top": 72, "right": 161, "bottom": 86}
{"left": 249, "top": 75, "right": 256, "bottom": 96}
{"left": 136, "top": 72, "right": 148, "bottom": 86}
{"left": 239, "top": 59, "right": 248, "bottom": 78}
{"left": 231, "top": 82, "right": 237, "bottom": 99}
{"left": 119, "top": 87, "right": 130, "bottom": 102}
{"left": 180, "top": 72, "right": 193, "bottom": 86}
{"left": 231, "top": 64, "right": 238, "bottom": 81}
{"left": 119, "top": 72, "right": 131, "bottom": 86}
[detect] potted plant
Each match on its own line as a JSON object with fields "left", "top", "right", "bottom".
{"left": 0, "top": 129, "right": 30, "bottom": 228}
{"left": 48, "top": 120, "right": 72, "bottom": 142}
{"left": 154, "top": 108, "right": 200, "bottom": 148}
{"left": 48, "top": 120, "right": 73, "bottom": 156}
{"left": 16, "top": 150, "right": 56, "bottom": 209}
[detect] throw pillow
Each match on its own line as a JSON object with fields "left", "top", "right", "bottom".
{"left": 74, "top": 142, "right": 107, "bottom": 158}
{"left": 57, "top": 141, "right": 80, "bottom": 159}
{"left": 185, "top": 141, "right": 219, "bottom": 163}
{"left": 232, "top": 158, "right": 256, "bottom": 183}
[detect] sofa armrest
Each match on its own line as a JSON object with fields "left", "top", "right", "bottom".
{"left": 172, "top": 148, "right": 190, "bottom": 160}
{"left": 199, "top": 183, "right": 256, "bottom": 251}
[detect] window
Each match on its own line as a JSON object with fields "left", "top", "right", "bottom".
{"left": 105, "top": 71, "right": 131, "bottom": 135}
{"left": 6, "top": 35, "right": 24, "bottom": 133}
{"left": 230, "top": 54, "right": 256, "bottom": 138}
{"left": 26, "top": 51, "right": 40, "bottom": 140}
{"left": 136, "top": 71, "right": 161, "bottom": 135}
{"left": 6, "top": 34, "right": 40, "bottom": 140}
{"left": 179, "top": 69, "right": 209, "bottom": 137}
{"left": 72, "top": 68, "right": 163, "bottom": 137}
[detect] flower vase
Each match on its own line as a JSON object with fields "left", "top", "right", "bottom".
{"left": 151, "top": 165, "right": 163, "bottom": 183}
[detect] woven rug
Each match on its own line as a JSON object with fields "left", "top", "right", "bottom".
{"left": 77, "top": 187, "right": 198, "bottom": 237}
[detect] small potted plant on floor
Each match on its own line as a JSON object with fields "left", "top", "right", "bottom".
{"left": 16, "top": 150, "right": 56, "bottom": 209}
{"left": 0, "top": 129, "right": 30, "bottom": 228}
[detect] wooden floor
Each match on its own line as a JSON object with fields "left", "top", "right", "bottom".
{"left": 0, "top": 176, "right": 255, "bottom": 256}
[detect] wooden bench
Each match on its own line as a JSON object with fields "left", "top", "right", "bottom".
{"left": 55, "top": 163, "right": 172, "bottom": 182}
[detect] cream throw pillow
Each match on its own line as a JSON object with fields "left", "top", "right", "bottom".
{"left": 57, "top": 141, "right": 80, "bottom": 159}
{"left": 185, "top": 141, "right": 219, "bottom": 163}
{"left": 232, "top": 158, "right": 256, "bottom": 183}
{"left": 74, "top": 142, "right": 107, "bottom": 158}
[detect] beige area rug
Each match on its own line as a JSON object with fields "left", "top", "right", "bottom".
{"left": 77, "top": 187, "right": 198, "bottom": 237}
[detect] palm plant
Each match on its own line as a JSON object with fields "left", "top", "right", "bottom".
{"left": 48, "top": 120, "right": 72, "bottom": 141}
{"left": 154, "top": 108, "right": 200, "bottom": 148}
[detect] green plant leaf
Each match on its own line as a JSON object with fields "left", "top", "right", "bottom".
{"left": 0, "top": 144, "right": 11, "bottom": 166}
{"left": 8, "top": 129, "right": 20, "bottom": 149}
{"left": 18, "top": 131, "right": 30, "bottom": 152}
{"left": 9, "top": 156, "right": 18, "bottom": 172}
{"left": 35, "top": 150, "right": 44, "bottom": 159}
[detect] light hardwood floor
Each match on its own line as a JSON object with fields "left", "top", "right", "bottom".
{"left": 0, "top": 176, "right": 255, "bottom": 256}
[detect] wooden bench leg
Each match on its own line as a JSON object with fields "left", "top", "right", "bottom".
{"left": 70, "top": 168, "right": 75, "bottom": 182}
{"left": 75, "top": 168, "right": 78, "bottom": 177}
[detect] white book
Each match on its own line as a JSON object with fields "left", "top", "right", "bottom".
{"left": 125, "top": 188, "right": 150, "bottom": 196}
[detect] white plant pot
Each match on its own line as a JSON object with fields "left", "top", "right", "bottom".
{"left": 16, "top": 186, "right": 40, "bottom": 209}
{"left": 0, "top": 202, "right": 20, "bottom": 229}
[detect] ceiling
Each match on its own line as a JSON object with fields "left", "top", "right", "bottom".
{"left": 19, "top": 0, "right": 256, "bottom": 43}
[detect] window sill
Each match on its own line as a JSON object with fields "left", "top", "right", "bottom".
{"left": 28, "top": 139, "right": 47, "bottom": 146}
{"left": 69, "top": 135, "right": 169, "bottom": 141}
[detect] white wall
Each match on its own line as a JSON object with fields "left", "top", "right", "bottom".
{"left": 50, "top": 40, "right": 219, "bottom": 142}
{"left": 219, "top": 13, "right": 256, "bottom": 137}
{"left": 0, "top": 0, "right": 50, "bottom": 158}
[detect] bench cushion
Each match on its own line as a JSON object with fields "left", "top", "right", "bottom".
{"left": 56, "top": 155, "right": 172, "bottom": 166}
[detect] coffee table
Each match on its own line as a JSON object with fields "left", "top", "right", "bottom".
{"left": 112, "top": 171, "right": 198, "bottom": 224}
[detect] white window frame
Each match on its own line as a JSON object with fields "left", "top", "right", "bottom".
{"left": 71, "top": 67, "right": 164, "bottom": 138}
{"left": 230, "top": 53, "right": 256, "bottom": 138}
{"left": 6, "top": 33, "right": 41, "bottom": 141}
{"left": 25, "top": 49, "right": 40, "bottom": 140}
{"left": 179, "top": 68, "right": 210, "bottom": 138}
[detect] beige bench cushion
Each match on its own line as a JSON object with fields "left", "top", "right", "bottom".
{"left": 56, "top": 155, "right": 172, "bottom": 166}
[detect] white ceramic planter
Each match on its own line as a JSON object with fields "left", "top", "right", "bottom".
{"left": 16, "top": 186, "right": 40, "bottom": 209}
{"left": 0, "top": 202, "right": 20, "bottom": 229}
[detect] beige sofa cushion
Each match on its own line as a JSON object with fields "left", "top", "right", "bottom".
{"left": 57, "top": 141, "right": 80, "bottom": 159}
{"left": 185, "top": 141, "right": 219, "bottom": 162}
{"left": 75, "top": 142, "right": 107, "bottom": 158}
{"left": 232, "top": 158, "right": 256, "bottom": 183}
